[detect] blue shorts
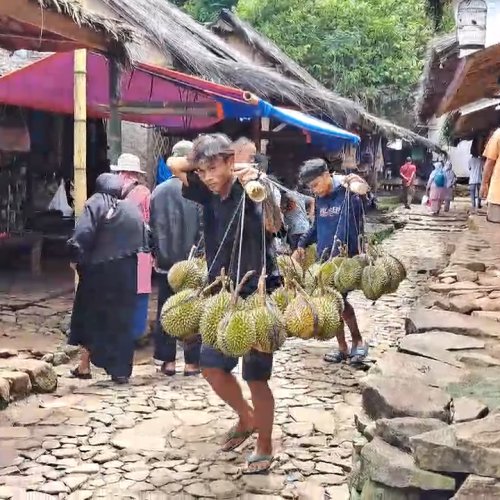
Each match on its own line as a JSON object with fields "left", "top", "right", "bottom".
{"left": 200, "top": 345, "right": 273, "bottom": 382}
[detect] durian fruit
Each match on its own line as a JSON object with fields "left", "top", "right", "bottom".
{"left": 284, "top": 294, "right": 319, "bottom": 340}
{"left": 380, "top": 254, "right": 407, "bottom": 293}
{"left": 199, "top": 290, "right": 232, "bottom": 348}
{"left": 217, "top": 310, "right": 256, "bottom": 357}
{"left": 318, "top": 256, "right": 345, "bottom": 288}
{"left": 312, "top": 296, "right": 344, "bottom": 341}
{"left": 311, "top": 286, "right": 345, "bottom": 314}
{"left": 161, "top": 289, "right": 202, "bottom": 339}
{"left": 244, "top": 293, "right": 261, "bottom": 311}
{"left": 168, "top": 260, "right": 204, "bottom": 292}
{"left": 303, "top": 244, "right": 317, "bottom": 271}
{"left": 271, "top": 286, "right": 296, "bottom": 314}
{"left": 277, "top": 255, "right": 303, "bottom": 285}
{"left": 304, "top": 262, "right": 322, "bottom": 293}
{"left": 334, "top": 257, "right": 367, "bottom": 294}
{"left": 361, "top": 263, "right": 391, "bottom": 301}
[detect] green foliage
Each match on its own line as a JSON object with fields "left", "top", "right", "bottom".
{"left": 237, "top": 0, "right": 433, "bottom": 123}
{"left": 183, "top": 0, "right": 238, "bottom": 22}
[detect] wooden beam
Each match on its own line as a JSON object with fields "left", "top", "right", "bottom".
{"left": 0, "top": 0, "right": 109, "bottom": 52}
{"left": 0, "top": 33, "right": 80, "bottom": 50}
{"left": 108, "top": 58, "right": 122, "bottom": 164}
{"left": 437, "top": 57, "right": 471, "bottom": 117}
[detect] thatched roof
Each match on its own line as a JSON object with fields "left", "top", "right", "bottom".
{"left": 209, "top": 9, "right": 440, "bottom": 149}
{"left": 97, "top": 0, "right": 439, "bottom": 149}
{"left": 415, "top": 32, "right": 459, "bottom": 123}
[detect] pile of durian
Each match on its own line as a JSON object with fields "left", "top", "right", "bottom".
{"left": 160, "top": 246, "right": 406, "bottom": 358}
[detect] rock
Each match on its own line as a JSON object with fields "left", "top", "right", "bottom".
{"left": 453, "top": 397, "right": 489, "bottom": 423}
{"left": 0, "top": 379, "right": 9, "bottom": 410}
{"left": 124, "top": 469, "right": 149, "bottom": 481}
{"left": 404, "top": 331, "right": 485, "bottom": 351}
{"left": 472, "top": 310, "right": 500, "bottom": 322}
{"left": 39, "top": 481, "right": 69, "bottom": 494}
{"left": 458, "top": 352, "right": 500, "bottom": 367}
{"left": 52, "top": 448, "right": 79, "bottom": 458}
{"left": 449, "top": 294, "right": 481, "bottom": 315}
{"left": 398, "top": 335, "right": 462, "bottom": 368}
{"left": 67, "top": 491, "right": 93, "bottom": 500}
{"left": 52, "top": 352, "right": 71, "bottom": 366}
{"left": 88, "top": 434, "right": 110, "bottom": 446}
{"left": 283, "top": 422, "right": 313, "bottom": 437}
{"left": 184, "top": 483, "right": 214, "bottom": 498}
{"left": 93, "top": 450, "right": 119, "bottom": 464}
{"left": 149, "top": 469, "right": 174, "bottom": 488}
{"left": 69, "top": 463, "right": 100, "bottom": 474}
{"left": 92, "top": 413, "right": 114, "bottom": 426}
{"left": 360, "top": 438, "right": 455, "bottom": 491}
{"left": 0, "top": 350, "right": 17, "bottom": 359}
{"left": 361, "top": 375, "right": 451, "bottom": 422}
{"left": 289, "top": 407, "right": 335, "bottom": 435}
{"left": 455, "top": 267, "right": 479, "bottom": 282}
{"left": 429, "top": 281, "right": 479, "bottom": 293}
{"left": 325, "top": 484, "right": 349, "bottom": 500}
{"left": 0, "top": 371, "right": 31, "bottom": 399}
{"left": 406, "top": 308, "right": 500, "bottom": 339}
{"left": 360, "top": 479, "right": 419, "bottom": 500}
{"left": 63, "top": 474, "right": 88, "bottom": 491}
{"left": 474, "top": 297, "right": 500, "bottom": 312}
{"left": 173, "top": 410, "right": 214, "bottom": 426}
{"left": 375, "top": 417, "right": 447, "bottom": 452}
{"left": 295, "top": 479, "right": 325, "bottom": 499}
{"left": 315, "top": 462, "right": 343, "bottom": 474}
{"left": 41, "top": 440, "right": 60, "bottom": 451}
{"left": 411, "top": 414, "right": 500, "bottom": 478}
{"left": 242, "top": 475, "right": 284, "bottom": 494}
{"left": 0, "top": 426, "right": 30, "bottom": 440}
{"left": 210, "top": 479, "right": 239, "bottom": 498}
{"left": 371, "top": 351, "right": 465, "bottom": 388}
{"left": 452, "top": 475, "right": 500, "bottom": 499}
{"left": 0, "top": 359, "right": 57, "bottom": 393}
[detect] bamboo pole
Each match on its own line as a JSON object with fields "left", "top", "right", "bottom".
{"left": 73, "top": 48, "right": 87, "bottom": 288}
{"left": 73, "top": 48, "right": 87, "bottom": 217}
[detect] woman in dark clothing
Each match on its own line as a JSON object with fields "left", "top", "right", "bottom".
{"left": 68, "top": 173, "right": 148, "bottom": 384}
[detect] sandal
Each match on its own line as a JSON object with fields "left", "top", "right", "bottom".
{"left": 221, "top": 426, "right": 255, "bottom": 452}
{"left": 323, "top": 351, "right": 349, "bottom": 364}
{"left": 112, "top": 376, "right": 129, "bottom": 385}
{"left": 183, "top": 369, "right": 201, "bottom": 377}
{"left": 350, "top": 343, "right": 369, "bottom": 364}
{"left": 242, "top": 453, "right": 274, "bottom": 475}
{"left": 69, "top": 367, "right": 92, "bottom": 380}
{"left": 160, "top": 362, "right": 176, "bottom": 377}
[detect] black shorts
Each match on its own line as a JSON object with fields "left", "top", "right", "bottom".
{"left": 200, "top": 345, "right": 273, "bottom": 382}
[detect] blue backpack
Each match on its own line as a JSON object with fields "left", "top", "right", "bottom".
{"left": 433, "top": 168, "right": 446, "bottom": 188}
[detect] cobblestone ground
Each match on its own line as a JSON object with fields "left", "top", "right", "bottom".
{"left": 0, "top": 206, "right": 468, "bottom": 500}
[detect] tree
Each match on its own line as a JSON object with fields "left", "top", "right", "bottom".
{"left": 237, "top": 0, "right": 434, "bottom": 126}
{"left": 183, "top": 0, "right": 238, "bottom": 22}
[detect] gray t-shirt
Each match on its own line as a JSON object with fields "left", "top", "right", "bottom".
{"left": 284, "top": 192, "right": 311, "bottom": 236}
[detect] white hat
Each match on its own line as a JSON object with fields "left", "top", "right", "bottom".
{"left": 110, "top": 153, "right": 145, "bottom": 175}
{"left": 171, "top": 140, "right": 194, "bottom": 158}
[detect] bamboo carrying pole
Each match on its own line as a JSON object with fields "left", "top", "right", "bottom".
{"left": 73, "top": 49, "right": 87, "bottom": 288}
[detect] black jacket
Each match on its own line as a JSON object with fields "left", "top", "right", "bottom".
{"left": 150, "top": 177, "right": 201, "bottom": 272}
{"left": 68, "top": 174, "right": 149, "bottom": 266}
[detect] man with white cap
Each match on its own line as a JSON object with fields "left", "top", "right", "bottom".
{"left": 150, "top": 140, "right": 202, "bottom": 376}
{"left": 112, "top": 153, "right": 152, "bottom": 343}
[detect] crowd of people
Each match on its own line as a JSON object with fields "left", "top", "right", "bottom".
{"left": 66, "top": 133, "right": 370, "bottom": 473}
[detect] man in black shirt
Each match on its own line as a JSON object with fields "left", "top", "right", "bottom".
{"left": 170, "top": 133, "right": 281, "bottom": 474}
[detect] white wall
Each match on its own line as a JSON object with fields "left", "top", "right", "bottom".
{"left": 427, "top": 115, "right": 471, "bottom": 178}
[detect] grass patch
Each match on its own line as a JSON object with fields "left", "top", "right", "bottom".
{"left": 369, "top": 226, "right": 395, "bottom": 245}
{"left": 377, "top": 195, "right": 401, "bottom": 213}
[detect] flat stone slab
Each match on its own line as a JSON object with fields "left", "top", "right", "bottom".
{"left": 458, "top": 352, "right": 500, "bottom": 368}
{"left": 453, "top": 396, "right": 489, "bottom": 423}
{"left": 375, "top": 417, "right": 447, "bottom": 452}
{"left": 399, "top": 335, "right": 463, "bottom": 368}
{"left": 453, "top": 475, "right": 500, "bottom": 499}
{"left": 371, "top": 351, "right": 466, "bottom": 388}
{"left": 411, "top": 413, "right": 500, "bottom": 478}
{"left": 472, "top": 310, "right": 500, "bottom": 322}
{"left": 361, "top": 375, "right": 451, "bottom": 422}
{"left": 404, "top": 331, "right": 485, "bottom": 351}
{"left": 359, "top": 437, "right": 455, "bottom": 491}
{"left": 406, "top": 308, "right": 500, "bottom": 339}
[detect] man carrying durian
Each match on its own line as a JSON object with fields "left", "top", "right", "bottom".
{"left": 293, "top": 159, "right": 369, "bottom": 364}
{"left": 169, "top": 133, "right": 282, "bottom": 474}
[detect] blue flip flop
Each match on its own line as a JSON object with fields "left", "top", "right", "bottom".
{"left": 242, "top": 453, "right": 274, "bottom": 475}
{"left": 350, "top": 343, "right": 369, "bottom": 363}
{"left": 324, "top": 351, "right": 349, "bottom": 363}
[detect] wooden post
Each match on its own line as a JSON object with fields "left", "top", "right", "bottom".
{"left": 108, "top": 58, "right": 122, "bottom": 164}
{"left": 73, "top": 48, "right": 87, "bottom": 288}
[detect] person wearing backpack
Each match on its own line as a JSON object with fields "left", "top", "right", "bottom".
{"left": 426, "top": 161, "right": 446, "bottom": 215}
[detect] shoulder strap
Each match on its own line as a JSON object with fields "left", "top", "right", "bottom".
{"left": 122, "top": 180, "right": 139, "bottom": 199}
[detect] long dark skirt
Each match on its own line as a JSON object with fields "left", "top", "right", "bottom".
{"left": 69, "top": 255, "right": 137, "bottom": 378}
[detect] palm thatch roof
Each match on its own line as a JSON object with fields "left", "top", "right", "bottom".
{"left": 415, "top": 32, "right": 459, "bottom": 123}
{"left": 209, "top": 9, "right": 440, "bottom": 149}
{"left": 98, "top": 0, "right": 440, "bottom": 150}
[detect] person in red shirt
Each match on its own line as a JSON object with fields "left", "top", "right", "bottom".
{"left": 400, "top": 157, "right": 417, "bottom": 209}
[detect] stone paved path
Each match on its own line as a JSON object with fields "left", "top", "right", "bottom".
{"left": 0, "top": 206, "right": 467, "bottom": 500}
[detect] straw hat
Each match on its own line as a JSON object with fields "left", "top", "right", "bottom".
{"left": 110, "top": 153, "right": 146, "bottom": 175}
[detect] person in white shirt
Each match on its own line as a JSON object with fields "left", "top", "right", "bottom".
{"left": 468, "top": 155, "right": 484, "bottom": 211}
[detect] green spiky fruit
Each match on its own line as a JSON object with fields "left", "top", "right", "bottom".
{"left": 319, "top": 257, "right": 345, "bottom": 288}
{"left": 243, "top": 293, "right": 261, "bottom": 311}
{"left": 217, "top": 310, "right": 256, "bottom": 357}
{"left": 379, "top": 254, "right": 407, "bottom": 293}
{"left": 334, "top": 257, "right": 366, "bottom": 294}
{"left": 312, "top": 297, "right": 343, "bottom": 340}
{"left": 303, "top": 244, "right": 317, "bottom": 271}
{"left": 284, "top": 295, "right": 318, "bottom": 340}
{"left": 199, "top": 291, "right": 232, "bottom": 347}
{"left": 271, "top": 287, "right": 296, "bottom": 314}
{"left": 168, "top": 260, "right": 204, "bottom": 292}
{"left": 161, "top": 289, "right": 202, "bottom": 339}
{"left": 252, "top": 305, "right": 287, "bottom": 353}
{"left": 277, "top": 255, "right": 303, "bottom": 285}
{"left": 361, "top": 264, "right": 391, "bottom": 301}
{"left": 304, "top": 263, "right": 322, "bottom": 293}
{"left": 311, "top": 287, "right": 345, "bottom": 313}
